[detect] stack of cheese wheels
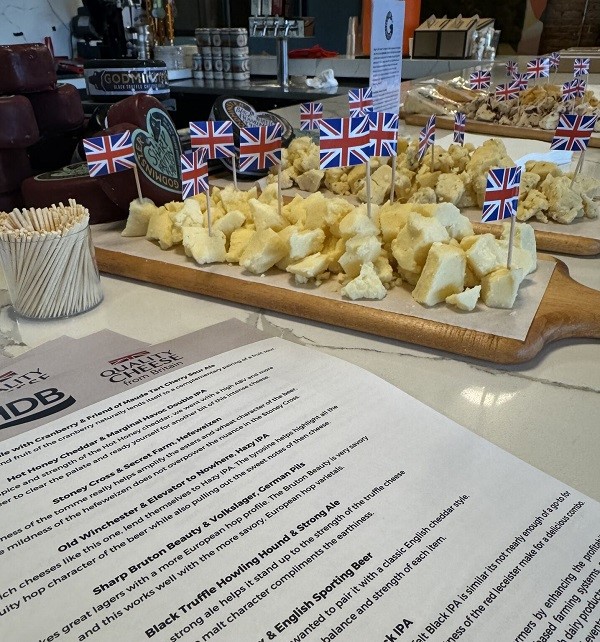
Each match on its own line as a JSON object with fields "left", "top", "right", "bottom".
{"left": 0, "top": 200, "right": 103, "bottom": 318}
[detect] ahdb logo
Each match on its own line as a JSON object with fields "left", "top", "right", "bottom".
{"left": 0, "top": 388, "right": 76, "bottom": 430}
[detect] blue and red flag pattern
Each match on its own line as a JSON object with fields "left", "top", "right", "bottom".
{"left": 238, "top": 124, "right": 282, "bottom": 172}
{"left": 181, "top": 149, "right": 209, "bottom": 199}
{"left": 550, "top": 114, "right": 598, "bottom": 152}
{"left": 495, "top": 83, "right": 519, "bottom": 102}
{"left": 319, "top": 116, "right": 372, "bottom": 169}
{"left": 189, "top": 120, "right": 236, "bottom": 159}
{"left": 368, "top": 111, "right": 399, "bottom": 157}
{"left": 300, "top": 101, "right": 324, "bottom": 131}
{"left": 469, "top": 70, "right": 491, "bottom": 91}
{"left": 525, "top": 58, "right": 550, "bottom": 79}
{"left": 561, "top": 79, "right": 578, "bottom": 102}
{"left": 418, "top": 115, "right": 436, "bottom": 161}
{"left": 348, "top": 87, "right": 374, "bottom": 117}
{"left": 549, "top": 51, "right": 560, "bottom": 69}
{"left": 574, "top": 58, "right": 590, "bottom": 76}
{"left": 506, "top": 60, "right": 518, "bottom": 78}
{"left": 482, "top": 166, "right": 522, "bottom": 222}
{"left": 453, "top": 112, "right": 466, "bottom": 145}
{"left": 83, "top": 132, "right": 135, "bottom": 177}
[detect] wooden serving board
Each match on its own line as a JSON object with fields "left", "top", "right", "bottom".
{"left": 402, "top": 113, "right": 600, "bottom": 148}
{"left": 94, "top": 247, "right": 600, "bottom": 365}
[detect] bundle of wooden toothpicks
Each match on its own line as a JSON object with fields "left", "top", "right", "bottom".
{"left": 0, "top": 200, "right": 103, "bottom": 318}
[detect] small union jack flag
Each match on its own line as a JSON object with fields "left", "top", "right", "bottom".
{"left": 513, "top": 74, "right": 529, "bottom": 92}
{"left": 348, "top": 87, "right": 374, "bottom": 116}
{"left": 469, "top": 70, "right": 491, "bottom": 91}
{"left": 368, "top": 111, "right": 398, "bottom": 157}
{"left": 300, "top": 101, "right": 324, "bottom": 131}
{"left": 573, "top": 77, "right": 587, "bottom": 98}
{"left": 550, "top": 114, "right": 598, "bottom": 152}
{"left": 319, "top": 116, "right": 372, "bottom": 169}
{"left": 549, "top": 51, "right": 560, "bottom": 70}
{"left": 482, "top": 166, "right": 522, "bottom": 222}
{"left": 525, "top": 58, "right": 550, "bottom": 79}
{"left": 506, "top": 60, "right": 519, "bottom": 78}
{"left": 495, "top": 83, "right": 519, "bottom": 102}
{"left": 454, "top": 112, "right": 466, "bottom": 145}
{"left": 562, "top": 79, "right": 578, "bottom": 102}
{"left": 574, "top": 58, "right": 590, "bottom": 76}
{"left": 189, "top": 120, "right": 235, "bottom": 159}
{"left": 181, "top": 149, "right": 209, "bottom": 199}
{"left": 418, "top": 115, "right": 436, "bottom": 161}
{"left": 83, "top": 131, "right": 135, "bottom": 177}
{"left": 238, "top": 124, "right": 282, "bottom": 172}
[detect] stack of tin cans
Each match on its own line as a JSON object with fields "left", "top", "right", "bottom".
{"left": 194, "top": 28, "right": 249, "bottom": 82}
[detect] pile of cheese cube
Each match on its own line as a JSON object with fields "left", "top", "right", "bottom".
{"left": 269, "top": 136, "right": 600, "bottom": 224}
{"left": 122, "top": 183, "right": 537, "bottom": 311}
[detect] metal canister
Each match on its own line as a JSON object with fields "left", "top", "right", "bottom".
{"left": 210, "top": 28, "right": 222, "bottom": 47}
{"left": 203, "top": 55, "right": 214, "bottom": 79}
{"left": 231, "top": 45, "right": 249, "bottom": 57}
{"left": 212, "top": 52, "right": 224, "bottom": 80}
{"left": 231, "top": 53, "right": 250, "bottom": 81}
{"left": 192, "top": 52, "right": 203, "bottom": 79}
{"left": 195, "top": 28, "right": 211, "bottom": 48}
{"left": 229, "top": 28, "right": 248, "bottom": 48}
{"left": 222, "top": 51, "right": 232, "bottom": 80}
{"left": 221, "top": 28, "right": 232, "bottom": 56}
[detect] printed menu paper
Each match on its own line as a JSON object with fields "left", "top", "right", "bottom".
{"left": 370, "top": 0, "right": 404, "bottom": 113}
{"left": 1, "top": 323, "right": 599, "bottom": 641}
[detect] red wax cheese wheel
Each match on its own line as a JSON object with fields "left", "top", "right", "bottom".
{"left": 0, "top": 44, "right": 57, "bottom": 94}
{"left": 27, "top": 84, "right": 84, "bottom": 133}
{"left": 0, "top": 96, "right": 39, "bottom": 148}
{"left": 0, "top": 190, "right": 25, "bottom": 212}
{"left": 106, "top": 93, "right": 166, "bottom": 128}
{"left": 0, "top": 149, "right": 32, "bottom": 193}
{"left": 22, "top": 163, "right": 126, "bottom": 224}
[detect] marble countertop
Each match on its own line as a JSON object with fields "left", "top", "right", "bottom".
{"left": 2, "top": 58, "right": 599, "bottom": 503}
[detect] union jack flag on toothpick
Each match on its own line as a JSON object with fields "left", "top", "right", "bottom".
{"left": 83, "top": 132, "right": 135, "bottom": 177}
{"left": 453, "top": 112, "right": 466, "bottom": 145}
{"left": 550, "top": 114, "right": 598, "bottom": 151}
{"left": 300, "top": 101, "right": 324, "bottom": 131}
{"left": 368, "top": 112, "right": 398, "bottom": 157}
{"left": 573, "top": 77, "right": 587, "bottom": 99}
{"left": 348, "top": 87, "right": 374, "bottom": 116}
{"left": 513, "top": 74, "right": 529, "bottom": 92}
{"left": 238, "top": 124, "right": 282, "bottom": 172}
{"left": 506, "top": 60, "right": 519, "bottom": 78}
{"left": 525, "top": 58, "right": 550, "bottom": 80}
{"left": 549, "top": 51, "right": 560, "bottom": 70}
{"left": 189, "top": 120, "right": 235, "bottom": 159}
{"left": 181, "top": 149, "right": 209, "bottom": 199}
{"left": 574, "top": 58, "right": 590, "bottom": 76}
{"left": 469, "top": 70, "right": 491, "bottom": 91}
{"left": 561, "top": 79, "right": 578, "bottom": 102}
{"left": 482, "top": 166, "right": 522, "bottom": 222}
{"left": 318, "top": 116, "right": 372, "bottom": 169}
{"left": 418, "top": 115, "right": 436, "bottom": 161}
{"left": 495, "top": 83, "right": 520, "bottom": 102}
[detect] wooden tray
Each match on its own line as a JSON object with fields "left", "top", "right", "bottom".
{"left": 402, "top": 113, "right": 600, "bottom": 149}
{"left": 94, "top": 247, "right": 600, "bottom": 365}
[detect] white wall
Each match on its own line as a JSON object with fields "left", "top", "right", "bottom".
{"left": 0, "top": 0, "right": 81, "bottom": 57}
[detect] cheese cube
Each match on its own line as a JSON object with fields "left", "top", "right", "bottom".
{"left": 122, "top": 197, "right": 157, "bottom": 237}
{"left": 325, "top": 198, "right": 354, "bottom": 236}
{"left": 289, "top": 227, "right": 326, "bottom": 260}
{"left": 338, "top": 206, "right": 379, "bottom": 238}
{"left": 286, "top": 252, "right": 330, "bottom": 283}
{"left": 499, "top": 222, "right": 537, "bottom": 274}
{"left": 249, "top": 198, "right": 287, "bottom": 232}
{"left": 412, "top": 242, "right": 466, "bottom": 306}
{"left": 480, "top": 267, "right": 525, "bottom": 308}
{"left": 215, "top": 209, "right": 246, "bottom": 239}
{"left": 339, "top": 234, "right": 382, "bottom": 278}
{"left": 258, "top": 183, "right": 279, "bottom": 204}
{"left": 341, "top": 261, "right": 387, "bottom": 300}
{"left": 374, "top": 254, "right": 394, "bottom": 283}
{"left": 282, "top": 195, "right": 306, "bottom": 226}
{"left": 240, "top": 229, "right": 287, "bottom": 274}
{"left": 295, "top": 168, "right": 324, "bottom": 193}
{"left": 460, "top": 233, "right": 503, "bottom": 278}
{"left": 433, "top": 202, "right": 474, "bottom": 240}
{"left": 391, "top": 213, "right": 450, "bottom": 273}
{"left": 303, "top": 192, "right": 328, "bottom": 229}
{"left": 435, "top": 173, "right": 465, "bottom": 206}
{"left": 226, "top": 228, "right": 255, "bottom": 263}
{"left": 446, "top": 286, "right": 481, "bottom": 311}
{"left": 146, "top": 206, "right": 176, "bottom": 249}
{"left": 182, "top": 227, "right": 227, "bottom": 264}
{"left": 378, "top": 202, "right": 413, "bottom": 242}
